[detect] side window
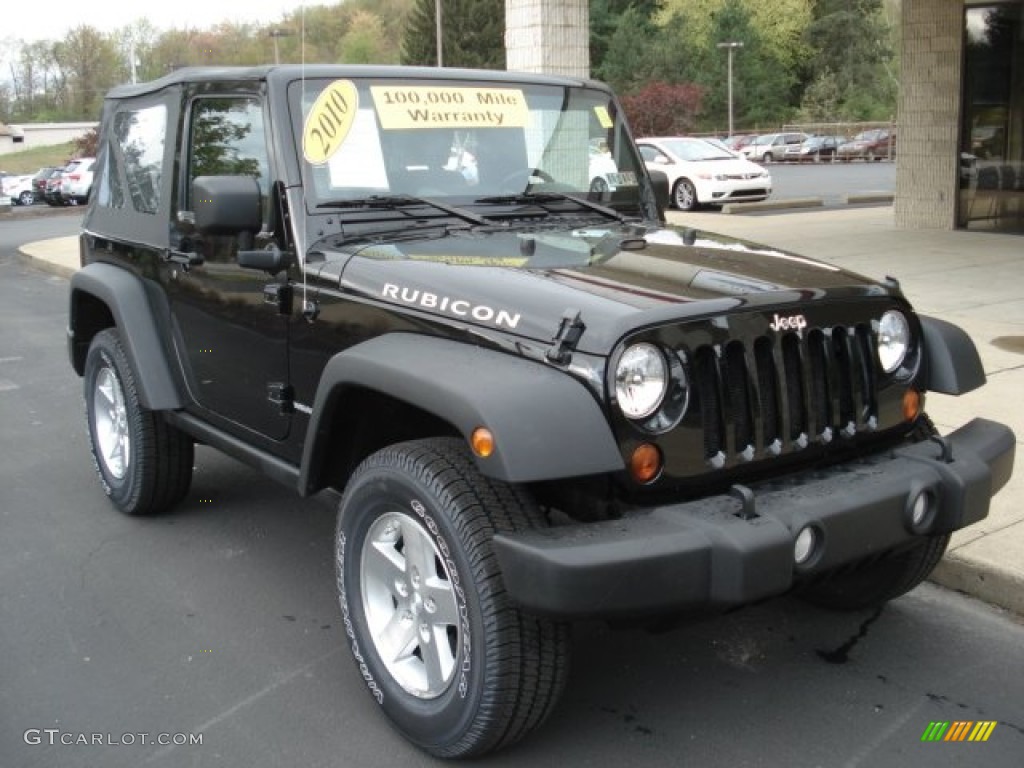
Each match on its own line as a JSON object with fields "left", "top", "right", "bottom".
{"left": 638, "top": 145, "right": 663, "bottom": 163}
{"left": 98, "top": 103, "right": 167, "bottom": 214}
{"left": 186, "top": 96, "right": 269, "bottom": 217}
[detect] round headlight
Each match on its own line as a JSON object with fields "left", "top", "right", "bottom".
{"left": 615, "top": 343, "right": 668, "bottom": 419}
{"left": 878, "top": 310, "right": 911, "bottom": 373}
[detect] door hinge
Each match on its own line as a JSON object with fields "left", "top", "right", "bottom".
{"left": 263, "top": 283, "right": 293, "bottom": 315}
{"left": 268, "top": 382, "right": 295, "bottom": 414}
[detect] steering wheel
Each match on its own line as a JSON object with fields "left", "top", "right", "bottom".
{"left": 500, "top": 167, "right": 556, "bottom": 191}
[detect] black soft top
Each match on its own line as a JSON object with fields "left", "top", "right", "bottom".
{"left": 105, "top": 64, "right": 602, "bottom": 100}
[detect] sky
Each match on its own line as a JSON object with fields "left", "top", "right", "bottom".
{"left": 3, "top": 0, "right": 314, "bottom": 45}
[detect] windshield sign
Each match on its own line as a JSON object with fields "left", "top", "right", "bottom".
{"left": 289, "top": 78, "right": 644, "bottom": 207}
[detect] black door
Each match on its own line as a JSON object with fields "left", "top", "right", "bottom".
{"left": 164, "top": 91, "right": 291, "bottom": 441}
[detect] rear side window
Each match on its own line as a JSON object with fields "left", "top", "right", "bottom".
{"left": 97, "top": 104, "right": 167, "bottom": 214}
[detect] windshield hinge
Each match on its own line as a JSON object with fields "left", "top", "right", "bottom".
{"left": 546, "top": 309, "right": 586, "bottom": 364}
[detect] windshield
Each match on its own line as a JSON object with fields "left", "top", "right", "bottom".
{"left": 661, "top": 138, "right": 734, "bottom": 162}
{"left": 288, "top": 77, "right": 645, "bottom": 209}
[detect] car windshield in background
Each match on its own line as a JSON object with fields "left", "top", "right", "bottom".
{"left": 659, "top": 138, "right": 735, "bottom": 162}
{"left": 288, "top": 78, "right": 645, "bottom": 208}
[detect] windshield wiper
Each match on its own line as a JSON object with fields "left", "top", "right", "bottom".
{"left": 473, "top": 192, "right": 633, "bottom": 222}
{"left": 318, "top": 194, "right": 495, "bottom": 227}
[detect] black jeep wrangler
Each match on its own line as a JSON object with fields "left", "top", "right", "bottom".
{"left": 68, "top": 65, "right": 1014, "bottom": 757}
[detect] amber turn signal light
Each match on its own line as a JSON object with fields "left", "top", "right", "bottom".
{"left": 470, "top": 427, "right": 495, "bottom": 458}
{"left": 902, "top": 388, "right": 921, "bottom": 422}
{"left": 629, "top": 443, "right": 662, "bottom": 484}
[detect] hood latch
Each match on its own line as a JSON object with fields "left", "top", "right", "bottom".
{"left": 546, "top": 309, "right": 586, "bottom": 364}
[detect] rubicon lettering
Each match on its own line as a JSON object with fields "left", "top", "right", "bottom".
{"left": 769, "top": 312, "right": 808, "bottom": 332}
{"left": 382, "top": 283, "right": 521, "bottom": 329}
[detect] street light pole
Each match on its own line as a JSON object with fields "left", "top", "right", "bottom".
{"left": 716, "top": 41, "right": 743, "bottom": 137}
{"left": 435, "top": 0, "right": 443, "bottom": 67}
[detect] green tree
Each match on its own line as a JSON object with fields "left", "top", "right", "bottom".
{"left": 401, "top": 0, "right": 505, "bottom": 69}
{"left": 800, "top": 0, "right": 897, "bottom": 120}
{"left": 597, "top": 9, "right": 699, "bottom": 92}
{"left": 52, "top": 26, "right": 122, "bottom": 120}
{"left": 693, "top": 0, "right": 795, "bottom": 131}
{"left": 590, "top": 0, "right": 664, "bottom": 78}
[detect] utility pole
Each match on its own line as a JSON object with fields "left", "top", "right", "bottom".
{"left": 268, "top": 29, "right": 292, "bottom": 65}
{"left": 435, "top": 0, "right": 443, "bottom": 67}
{"left": 717, "top": 41, "right": 743, "bottom": 137}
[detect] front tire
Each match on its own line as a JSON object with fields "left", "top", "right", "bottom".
{"left": 17, "top": 190, "right": 34, "bottom": 206}
{"left": 84, "top": 328, "right": 193, "bottom": 515}
{"left": 336, "top": 438, "right": 569, "bottom": 758}
{"left": 798, "top": 534, "right": 951, "bottom": 611}
{"left": 672, "top": 178, "right": 698, "bottom": 210}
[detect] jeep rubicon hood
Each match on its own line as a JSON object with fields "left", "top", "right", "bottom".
{"left": 313, "top": 221, "right": 892, "bottom": 355}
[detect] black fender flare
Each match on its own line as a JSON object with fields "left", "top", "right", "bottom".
{"left": 68, "top": 263, "right": 183, "bottom": 410}
{"left": 299, "top": 334, "right": 624, "bottom": 491}
{"left": 919, "top": 315, "right": 986, "bottom": 395}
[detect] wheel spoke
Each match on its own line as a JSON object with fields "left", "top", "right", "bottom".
{"left": 364, "top": 536, "right": 408, "bottom": 590}
{"left": 400, "top": 517, "right": 437, "bottom": 582}
{"left": 377, "top": 608, "right": 419, "bottom": 664}
{"left": 421, "top": 626, "right": 454, "bottom": 693}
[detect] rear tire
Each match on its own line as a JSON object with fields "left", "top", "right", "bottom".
{"left": 84, "top": 328, "right": 193, "bottom": 515}
{"left": 335, "top": 438, "right": 569, "bottom": 757}
{"left": 798, "top": 534, "right": 951, "bottom": 611}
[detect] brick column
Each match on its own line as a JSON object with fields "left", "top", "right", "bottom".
{"left": 505, "top": 0, "right": 589, "bottom": 78}
{"left": 895, "top": 0, "right": 964, "bottom": 229}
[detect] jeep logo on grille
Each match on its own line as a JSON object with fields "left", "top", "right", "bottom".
{"left": 769, "top": 313, "right": 808, "bottom": 332}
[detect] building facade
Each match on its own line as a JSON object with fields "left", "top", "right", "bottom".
{"left": 891, "top": 0, "right": 1021, "bottom": 233}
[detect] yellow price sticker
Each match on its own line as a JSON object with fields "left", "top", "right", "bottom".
{"left": 302, "top": 80, "right": 359, "bottom": 165}
{"left": 370, "top": 86, "right": 529, "bottom": 130}
{"left": 594, "top": 106, "right": 613, "bottom": 129}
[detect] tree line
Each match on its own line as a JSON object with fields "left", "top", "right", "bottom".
{"left": 1, "top": 0, "right": 899, "bottom": 136}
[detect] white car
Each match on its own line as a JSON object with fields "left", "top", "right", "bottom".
{"left": 59, "top": 157, "right": 96, "bottom": 205}
{"left": 739, "top": 132, "right": 809, "bottom": 163}
{"left": 2, "top": 174, "right": 35, "bottom": 206}
{"left": 637, "top": 136, "right": 772, "bottom": 210}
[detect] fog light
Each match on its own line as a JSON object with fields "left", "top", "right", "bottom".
{"left": 629, "top": 443, "right": 662, "bottom": 484}
{"left": 794, "top": 526, "right": 818, "bottom": 566}
{"left": 470, "top": 427, "right": 495, "bottom": 458}
{"left": 911, "top": 493, "right": 929, "bottom": 526}
{"left": 906, "top": 489, "right": 935, "bottom": 533}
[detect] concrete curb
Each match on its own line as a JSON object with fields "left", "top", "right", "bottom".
{"left": 16, "top": 248, "right": 77, "bottom": 280}
{"left": 722, "top": 197, "right": 824, "bottom": 214}
{"left": 842, "top": 191, "right": 895, "bottom": 205}
{"left": 930, "top": 552, "right": 1024, "bottom": 616}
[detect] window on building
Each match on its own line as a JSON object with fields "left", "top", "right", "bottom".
{"left": 959, "top": 2, "right": 1024, "bottom": 232}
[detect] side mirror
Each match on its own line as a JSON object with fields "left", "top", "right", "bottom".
{"left": 192, "top": 175, "right": 262, "bottom": 236}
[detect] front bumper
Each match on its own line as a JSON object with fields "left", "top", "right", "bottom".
{"left": 493, "top": 418, "right": 1014, "bottom": 619}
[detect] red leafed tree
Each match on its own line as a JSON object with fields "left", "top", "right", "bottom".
{"left": 620, "top": 81, "right": 705, "bottom": 137}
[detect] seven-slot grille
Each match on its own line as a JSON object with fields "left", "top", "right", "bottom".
{"left": 692, "top": 324, "right": 878, "bottom": 468}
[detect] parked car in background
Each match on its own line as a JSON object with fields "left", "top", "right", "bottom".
{"left": 837, "top": 129, "right": 897, "bottom": 162}
{"left": 5, "top": 174, "right": 36, "bottom": 205}
{"left": 783, "top": 135, "right": 845, "bottom": 163}
{"left": 44, "top": 166, "right": 69, "bottom": 206}
{"left": 740, "top": 132, "right": 809, "bottom": 163}
{"left": 32, "top": 166, "right": 62, "bottom": 201}
{"left": 638, "top": 136, "right": 771, "bottom": 210}
{"left": 60, "top": 157, "right": 96, "bottom": 205}
{"left": 721, "top": 133, "right": 757, "bottom": 151}
{"left": 702, "top": 136, "right": 744, "bottom": 158}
